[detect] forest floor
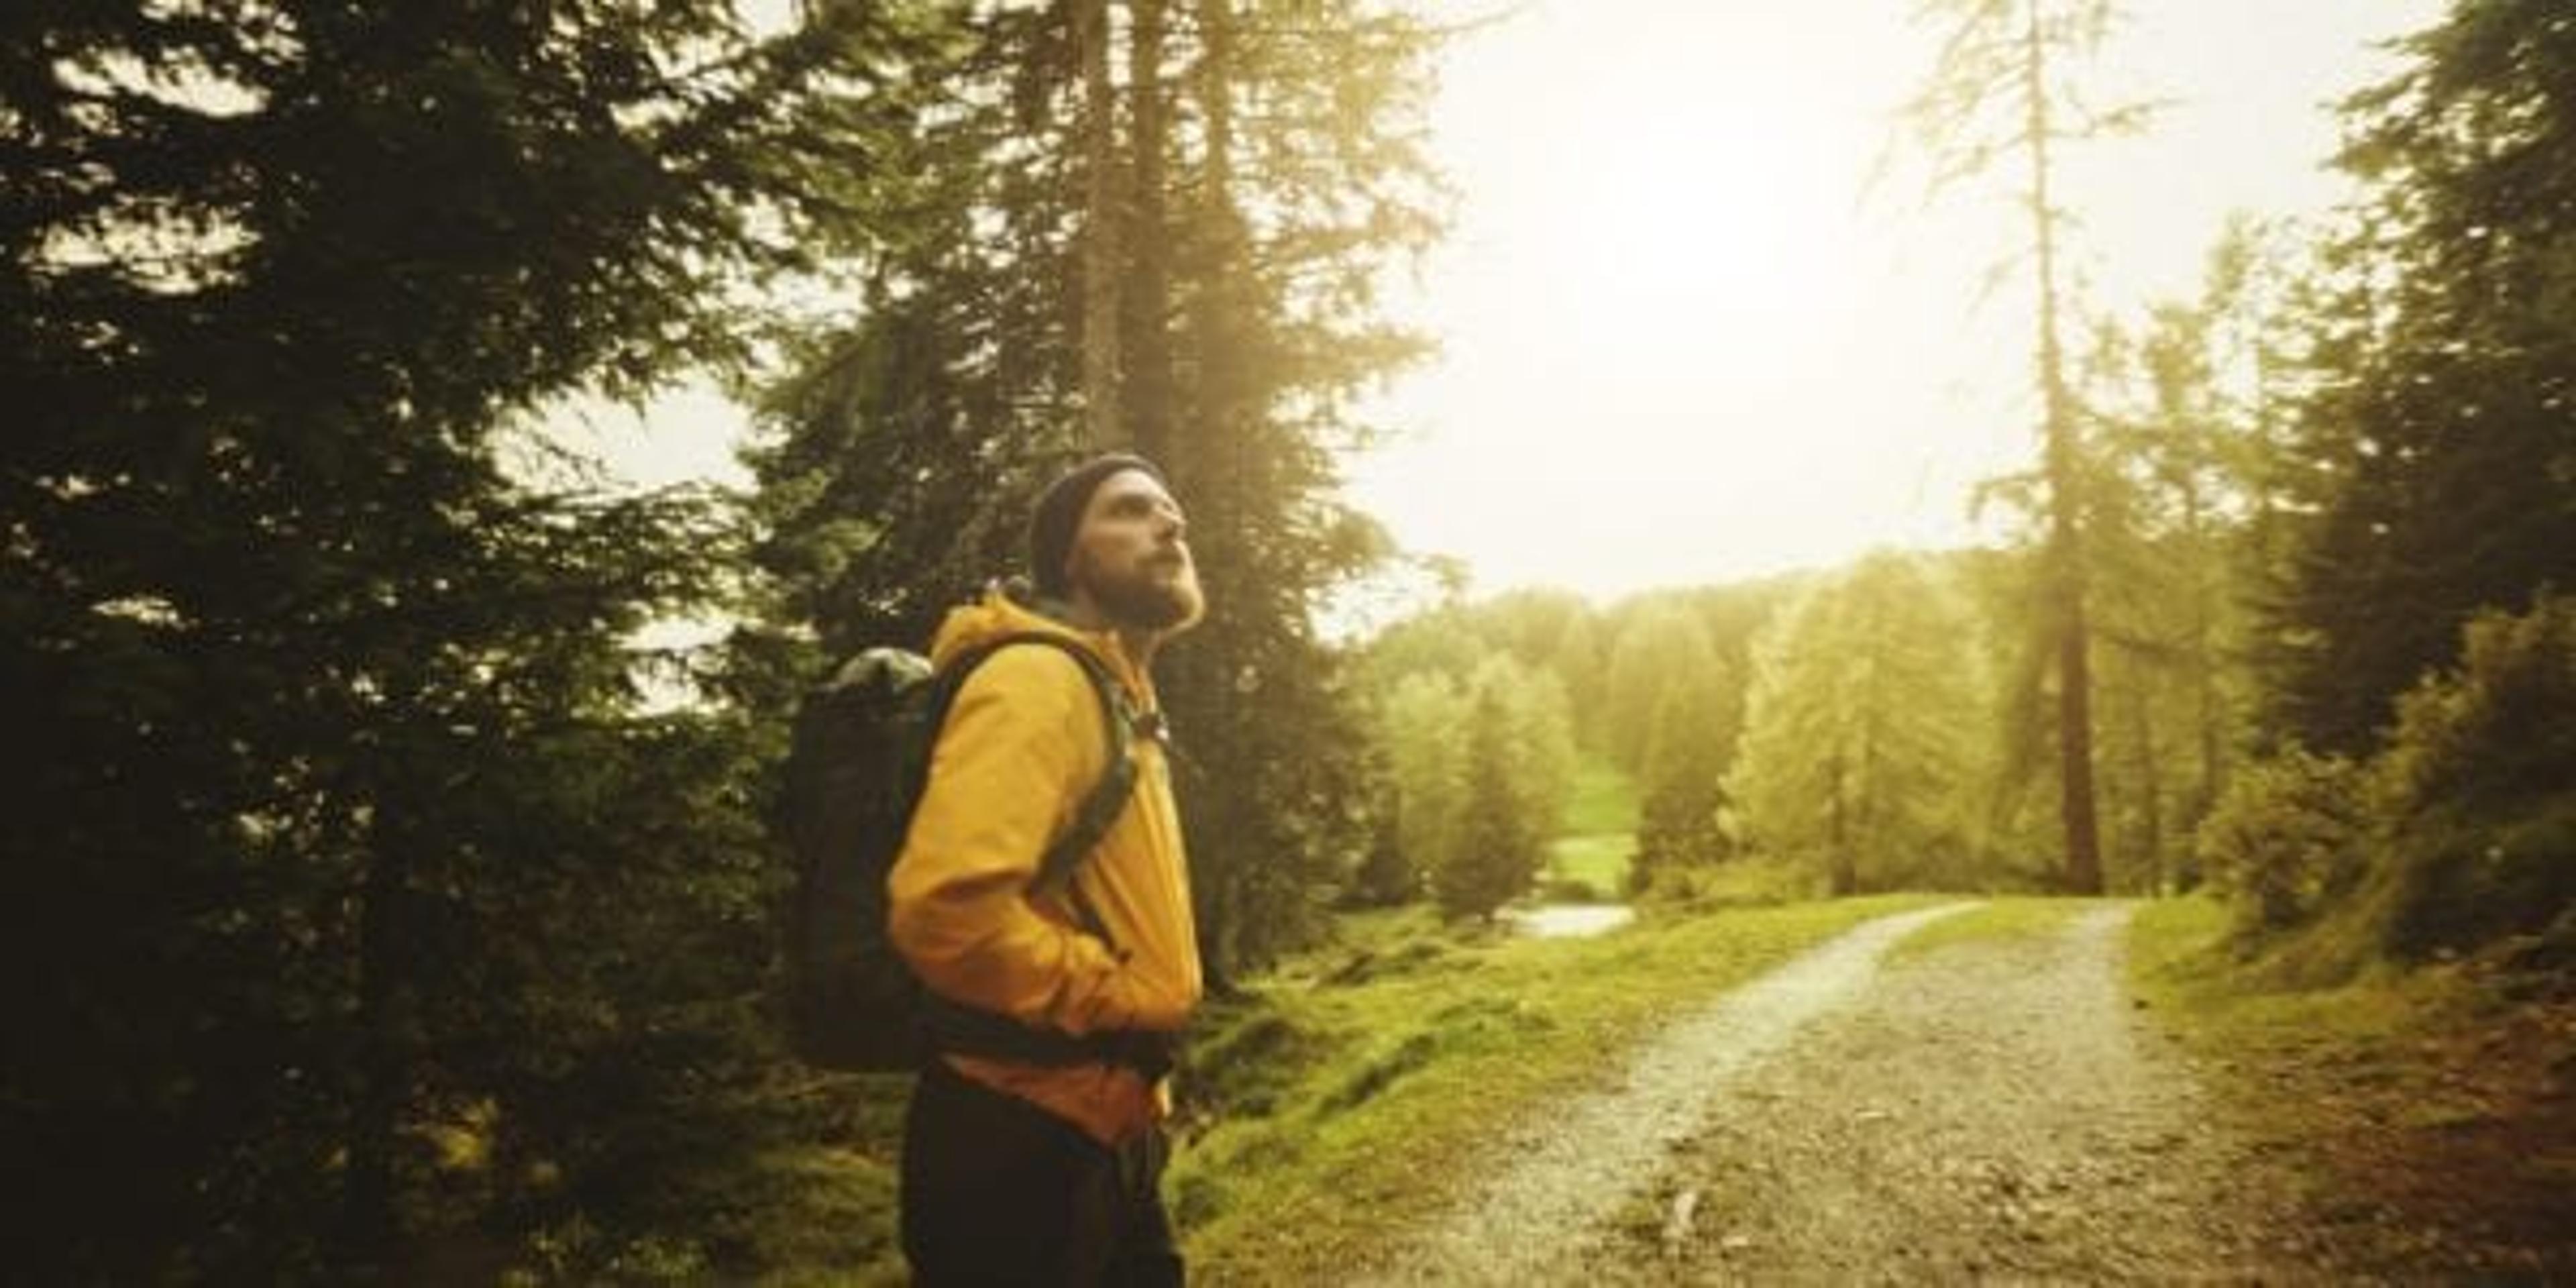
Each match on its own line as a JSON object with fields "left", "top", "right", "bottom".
{"left": 1334, "top": 899, "right": 2571, "bottom": 1285}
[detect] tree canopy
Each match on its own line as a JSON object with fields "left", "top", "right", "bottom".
{"left": 3, "top": 1, "right": 912, "bottom": 1275}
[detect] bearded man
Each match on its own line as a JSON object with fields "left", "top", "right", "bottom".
{"left": 889, "top": 453, "right": 1206, "bottom": 1286}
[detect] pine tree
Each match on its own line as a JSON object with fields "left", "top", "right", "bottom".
{"left": 2069, "top": 225, "right": 2302, "bottom": 893}
{"left": 1896, "top": 0, "right": 2161, "bottom": 894}
{"left": 1601, "top": 604, "right": 1713, "bottom": 774}
{"left": 743, "top": 0, "right": 1444, "bottom": 974}
{"left": 1436, "top": 683, "right": 1544, "bottom": 920}
{"left": 2260, "top": 0, "right": 2576, "bottom": 755}
{"left": 1550, "top": 608, "right": 1609, "bottom": 750}
{"left": 1382, "top": 670, "right": 1470, "bottom": 898}
{"left": 1631, "top": 667, "right": 1738, "bottom": 894}
{"left": 1730, "top": 553, "right": 1988, "bottom": 894}
{"left": 1, "top": 2, "right": 910, "bottom": 1276}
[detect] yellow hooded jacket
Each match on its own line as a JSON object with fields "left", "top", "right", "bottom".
{"left": 887, "top": 589, "right": 1202, "bottom": 1145}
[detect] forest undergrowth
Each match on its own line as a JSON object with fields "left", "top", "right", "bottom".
{"left": 2129, "top": 896, "right": 2575, "bottom": 1279}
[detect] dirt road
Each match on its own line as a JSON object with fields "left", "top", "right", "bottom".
{"left": 1360, "top": 902, "right": 2308, "bottom": 1285}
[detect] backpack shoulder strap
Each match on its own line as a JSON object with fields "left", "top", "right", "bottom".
{"left": 914, "top": 634, "right": 1168, "bottom": 1074}
{"left": 933, "top": 632, "right": 1140, "bottom": 917}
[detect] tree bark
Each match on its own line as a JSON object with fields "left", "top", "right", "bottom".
{"left": 1180, "top": 0, "right": 1244, "bottom": 987}
{"left": 2184, "top": 437, "right": 2222, "bottom": 890}
{"left": 1827, "top": 749, "right": 1856, "bottom": 897}
{"left": 1122, "top": 0, "right": 1175, "bottom": 464}
{"left": 2023, "top": 0, "right": 2104, "bottom": 895}
{"left": 334, "top": 808, "right": 409, "bottom": 1273}
{"left": 1075, "top": 0, "right": 1125, "bottom": 449}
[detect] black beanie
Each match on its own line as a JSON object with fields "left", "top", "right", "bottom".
{"left": 1026, "top": 453, "right": 1166, "bottom": 598}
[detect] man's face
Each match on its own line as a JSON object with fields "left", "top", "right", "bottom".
{"left": 1065, "top": 468, "right": 1204, "bottom": 633}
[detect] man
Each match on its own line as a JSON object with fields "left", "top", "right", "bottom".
{"left": 889, "top": 453, "right": 1205, "bottom": 1286}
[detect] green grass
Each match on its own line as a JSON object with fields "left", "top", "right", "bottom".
{"left": 1884, "top": 894, "right": 2082, "bottom": 963}
{"left": 1544, "top": 833, "right": 1633, "bottom": 900}
{"left": 1169, "top": 893, "right": 1940, "bottom": 1281}
{"left": 1544, "top": 757, "right": 1640, "bottom": 899}
{"left": 2127, "top": 894, "right": 2575, "bottom": 1278}
{"left": 1558, "top": 757, "right": 1640, "bottom": 835}
{"left": 731, "top": 1075, "right": 914, "bottom": 1287}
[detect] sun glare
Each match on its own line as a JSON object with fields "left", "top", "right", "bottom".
{"left": 1343, "top": 0, "right": 2446, "bottom": 604}
{"left": 1354, "top": 1, "right": 1933, "bottom": 599}
{"left": 1521, "top": 73, "right": 1857, "bottom": 386}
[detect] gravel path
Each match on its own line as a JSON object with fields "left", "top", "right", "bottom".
{"left": 1362, "top": 902, "right": 2309, "bottom": 1285}
{"left": 1356, "top": 902, "right": 1974, "bottom": 1285}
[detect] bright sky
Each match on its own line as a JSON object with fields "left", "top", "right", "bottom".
{"left": 570, "top": 0, "right": 2447, "bottom": 607}
{"left": 1346, "top": 0, "right": 2443, "bottom": 601}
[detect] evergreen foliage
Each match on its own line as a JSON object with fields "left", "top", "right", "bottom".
{"left": 2368, "top": 594, "right": 2576, "bottom": 961}
{"left": 2195, "top": 748, "right": 2374, "bottom": 933}
{"left": 741, "top": 0, "right": 1444, "bottom": 978}
{"left": 1, "top": 1, "right": 912, "bottom": 1276}
{"left": 11, "top": 0, "right": 2568, "bottom": 1272}
{"left": 1369, "top": 646, "right": 1574, "bottom": 915}
{"left": 1600, "top": 603, "right": 1709, "bottom": 774}
{"left": 1434, "top": 682, "right": 1547, "bottom": 920}
{"left": 1729, "top": 553, "right": 1988, "bottom": 894}
{"left": 2070, "top": 235, "right": 2287, "bottom": 893}
{"left": 1896, "top": 0, "right": 2161, "bottom": 894}
{"left": 2204, "top": 596, "right": 2575, "bottom": 969}
{"left": 1629, "top": 643, "right": 1737, "bottom": 892}
{"left": 2259, "top": 0, "right": 2576, "bottom": 755}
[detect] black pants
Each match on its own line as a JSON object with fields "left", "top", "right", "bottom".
{"left": 900, "top": 1061, "right": 1185, "bottom": 1287}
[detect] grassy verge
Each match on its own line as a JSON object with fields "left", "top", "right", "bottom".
{"left": 1881, "top": 894, "right": 2078, "bottom": 963}
{"left": 2127, "top": 894, "right": 2575, "bottom": 1279}
{"left": 1169, "top": 893, "right": 1938, "bottom": 1281}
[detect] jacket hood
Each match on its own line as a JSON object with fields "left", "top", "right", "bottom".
{"left": 928, "top": 584, "right": 1151, "bottom": 700}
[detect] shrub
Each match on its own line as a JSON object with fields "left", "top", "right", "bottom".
{"left": 2378, "top": 796, "right": 2576, "bottom": 962}
{"left": 2371, "top": 595, "right": 2576, "bottom": 959}
{"left": 2208, "top": 596, "right": 2576, "bottom": 967}
{"left": 2195, "top": 748, "right": 2375, "bottom": 934}
{"left": 2382, "top": 594, "right": 2576, "bottom": 814}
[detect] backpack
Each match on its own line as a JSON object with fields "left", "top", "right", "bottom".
{"left": 782, "top": 632, "right": 1142, "bottom": 1073}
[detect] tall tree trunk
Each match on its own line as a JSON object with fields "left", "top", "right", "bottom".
{"left": 335, "top": 814, "right": 409, "bottom": 1273}
{"left": 1179, "top": 0, "right": 1246, "bottom": 992}
{"left": 2023, "top": 0, "right": 2103, "bottom": 894}
{"left": 1185, "top": 0, "right": 1249, "bottom": 486}
{"left": 1075, "top": 0, "right": 1125, "bottom": 449}
{"left": 1827, "top": 749, "right": 1856, "bottom": 896}
{"left": 2131, "top": 679, "right": 2163, "bottom": 895}
{"left": 1122, "top": 0, "right": 1175, "bottom": 464}
{"left": 1857, "top": 627, "right": 1883, "bottom": 892}
{"left": 2184, "top": 456, "right": 2222, "bottom": 890}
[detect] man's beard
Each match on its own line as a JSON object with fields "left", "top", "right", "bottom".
{"left": 1088, "top": 557, "right": 1205, "bottom": 632}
